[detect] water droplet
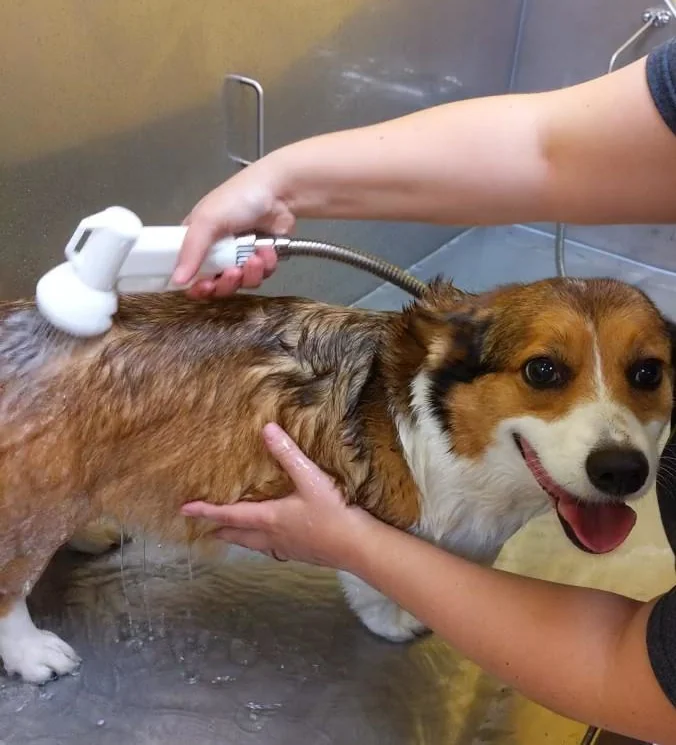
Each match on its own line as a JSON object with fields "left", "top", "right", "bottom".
{"left": 119, "top": 523, "right": 131, "bottom": 606}
{"left": 186, "top": 542, "right": 194, "bottom": 584}
{"left": 211, "top": 675, "right": 237, "bottom": 686}
{"left": 96, "top": 719, "right": 106, "bottom": 727}
{"left": 229, "top": 638, "right": 258, "bottom": 667}
{"left": 183, "top": 672, "right": 200, "bottom": 685}
{"left": 140, "top": 535, "right": 153, "bottom": 635}
{"left": 125, "top": 637, "right": 144, "bottom": 652}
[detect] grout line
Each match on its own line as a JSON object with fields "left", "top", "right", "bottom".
{"left": 508, "top": 0, "right": 529, "bottom": 92}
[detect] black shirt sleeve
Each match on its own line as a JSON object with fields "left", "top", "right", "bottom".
{"left": 650, "top": 429, "right": 676, "bottom": 707}
{"left": 643, "top": 38, "right": 676, "bottom": 708}
{"left": 647, "top": 37, "right": 676, "bottom": 135}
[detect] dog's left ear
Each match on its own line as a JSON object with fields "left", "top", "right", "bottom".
{"left": 407, "top": 306, "right": 492, "bottom": 383}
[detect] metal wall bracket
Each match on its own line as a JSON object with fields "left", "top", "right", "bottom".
{"left": 643, "top": 6, "right": 672, "bottom": 27}
{"left": 610, "top": 6, "right": 673, "bottom": 73}
{"left": 222, "top": 74, "right": 265, "bottom": 169}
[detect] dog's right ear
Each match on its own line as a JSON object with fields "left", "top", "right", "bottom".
{"left": 407, "top": 306, "right": 492, "bottom": 383}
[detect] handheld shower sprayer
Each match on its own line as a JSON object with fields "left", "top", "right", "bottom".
{"left": 35, "top": 206, "right": 268, "bottom": 337}
{"left": 35, "top": 206, "right": 426, "bottom": 338}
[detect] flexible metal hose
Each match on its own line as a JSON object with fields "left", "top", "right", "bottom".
{"left": 275, "top": 238, "right": 428, "bottom": 299}
{"left": 579, "top": 727, "right": 598, "bottom": 745}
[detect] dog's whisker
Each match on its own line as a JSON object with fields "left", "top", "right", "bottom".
{"left": 658, "top": 462, "right": 676, "bottom": 476}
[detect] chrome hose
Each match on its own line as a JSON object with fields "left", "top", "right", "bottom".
{"left": 243, "top": 236, "right": 429, "bottom": 299}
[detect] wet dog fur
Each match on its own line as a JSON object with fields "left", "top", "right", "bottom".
{"left": 0, "top": 276, "right": 674, "bottom": 683}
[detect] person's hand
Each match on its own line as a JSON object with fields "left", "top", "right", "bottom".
{"left": 173, "top": 160, "right": 295, "bottom": 299}
{"left": 180, "top": 423, "right": 375, "bottom": 568}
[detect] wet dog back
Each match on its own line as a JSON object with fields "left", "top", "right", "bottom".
{"left": 0, "top": 293, "right": 429, "bottom": 595}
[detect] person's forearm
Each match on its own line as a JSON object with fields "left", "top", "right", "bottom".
{"left": 345, "top": 519, "right": 676, "bottom": 743}
{"left": 268, "top": 57, "right": 676, "bottom": 227}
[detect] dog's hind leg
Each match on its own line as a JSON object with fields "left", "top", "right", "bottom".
{"left": 0, "top": 593, "right": 80, "bottom": 683}
{"left": 0, "top": 511, "right": 86, "bottom": 683}
{"left": 67, "top": 516, "right": 127, "bottom": 556}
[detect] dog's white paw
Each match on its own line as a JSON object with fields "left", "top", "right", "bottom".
{"left": 356, "top": 601, "right": 428, "bottom": 642}
{"left": 0, "top": 629, "right": 81, "bottom": 684}
{"left": 337, "top": 571, "right": 428, "bottom": 642}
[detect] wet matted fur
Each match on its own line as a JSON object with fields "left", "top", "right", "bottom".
{"left": 0, "top": 277, "right": 674, "bottom": 682}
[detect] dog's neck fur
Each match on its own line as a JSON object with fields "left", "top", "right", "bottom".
{"left": 369, "top": 304, "right": 544, "bottom": 564}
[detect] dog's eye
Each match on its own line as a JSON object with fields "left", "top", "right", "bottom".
{"left": 523, "top": 357, "right": 565, "bottom": 389}
{"left": 628, "top": 359, "right": 663, "bottom": 390}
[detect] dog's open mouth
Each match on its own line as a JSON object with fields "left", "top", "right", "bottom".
{"left": 513, "top": 434, "right": 637, "bottom": 554}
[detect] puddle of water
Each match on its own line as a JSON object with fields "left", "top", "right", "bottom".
{"left": 235, "top": 702, "right": 283, "bottom": 733}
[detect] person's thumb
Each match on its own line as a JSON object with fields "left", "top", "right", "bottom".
{"left": 262, "top": 423, "right": 334, "bottom": 493}
{"left": 173, "top": 218, "right": 224, "bottom": 285}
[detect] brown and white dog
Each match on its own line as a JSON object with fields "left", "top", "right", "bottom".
{"left": 0, "top": 276, "right": 673, "bottom": 684}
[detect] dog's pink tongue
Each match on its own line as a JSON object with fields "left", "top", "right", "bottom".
{"left": 519, "top": 437, "right": 637, "bottom": 554}
{"left": 556, "top": 496, "right": 636, "bottom": 554}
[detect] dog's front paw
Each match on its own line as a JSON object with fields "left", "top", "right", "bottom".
{"left": 0, "top": 629, "right": 81, "bottom": 684}
{"left": 338, "top": 571, "right": 428, "bottom": 642}
{"left": 357, "top": 602, "right": 428, "bottom": 642}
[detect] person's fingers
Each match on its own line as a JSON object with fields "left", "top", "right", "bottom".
{"left": 181, "top": 500, "right": 276, "bottom": 529}
{"left": 257, "top": 246, "right": 278, "bottom": 278}
{"left": 185, "top": 279, "right": 216, "bottom": 299}
{"left": 213, "top": 268, "right": 244, "bottom": 297}
{"left": 174, "top": 218, "right": 224, "bottom": 285}
{"left": 262, "top": 423, "right": 335, "bottom": 493}
{"left": 240, "top": 255, "right": 265, "bottom": 289}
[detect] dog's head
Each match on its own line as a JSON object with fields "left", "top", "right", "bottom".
{"left": 405, "top": 277, "right": 675, "bottom": 554}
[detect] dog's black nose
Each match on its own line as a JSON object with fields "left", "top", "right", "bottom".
{"left": 585, "top": 448, "right": 649, "bottom": 497}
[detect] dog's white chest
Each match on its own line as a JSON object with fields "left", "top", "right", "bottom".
{"left": 395, "top": 378, "right": 541, "bottom": 565}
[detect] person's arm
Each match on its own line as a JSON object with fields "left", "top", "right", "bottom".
{"left": 348, "top": 521, "right": 675, "bottom": 744}
{"left": 182, "top": 424, "right": 676, "bottom": 745}
{"left": 277, "top": 56, "right": 676, "bottom": 228}
{"left": 175, "top": 51, "right": 676, "bottom": 292}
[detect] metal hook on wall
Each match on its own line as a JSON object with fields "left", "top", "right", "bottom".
{"left": 554, "top": 4, "right": 672, "bottom": 279}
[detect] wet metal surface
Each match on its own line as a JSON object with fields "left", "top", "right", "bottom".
{"left": 0, "top": 543, "right": 514, "bottom": 745}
